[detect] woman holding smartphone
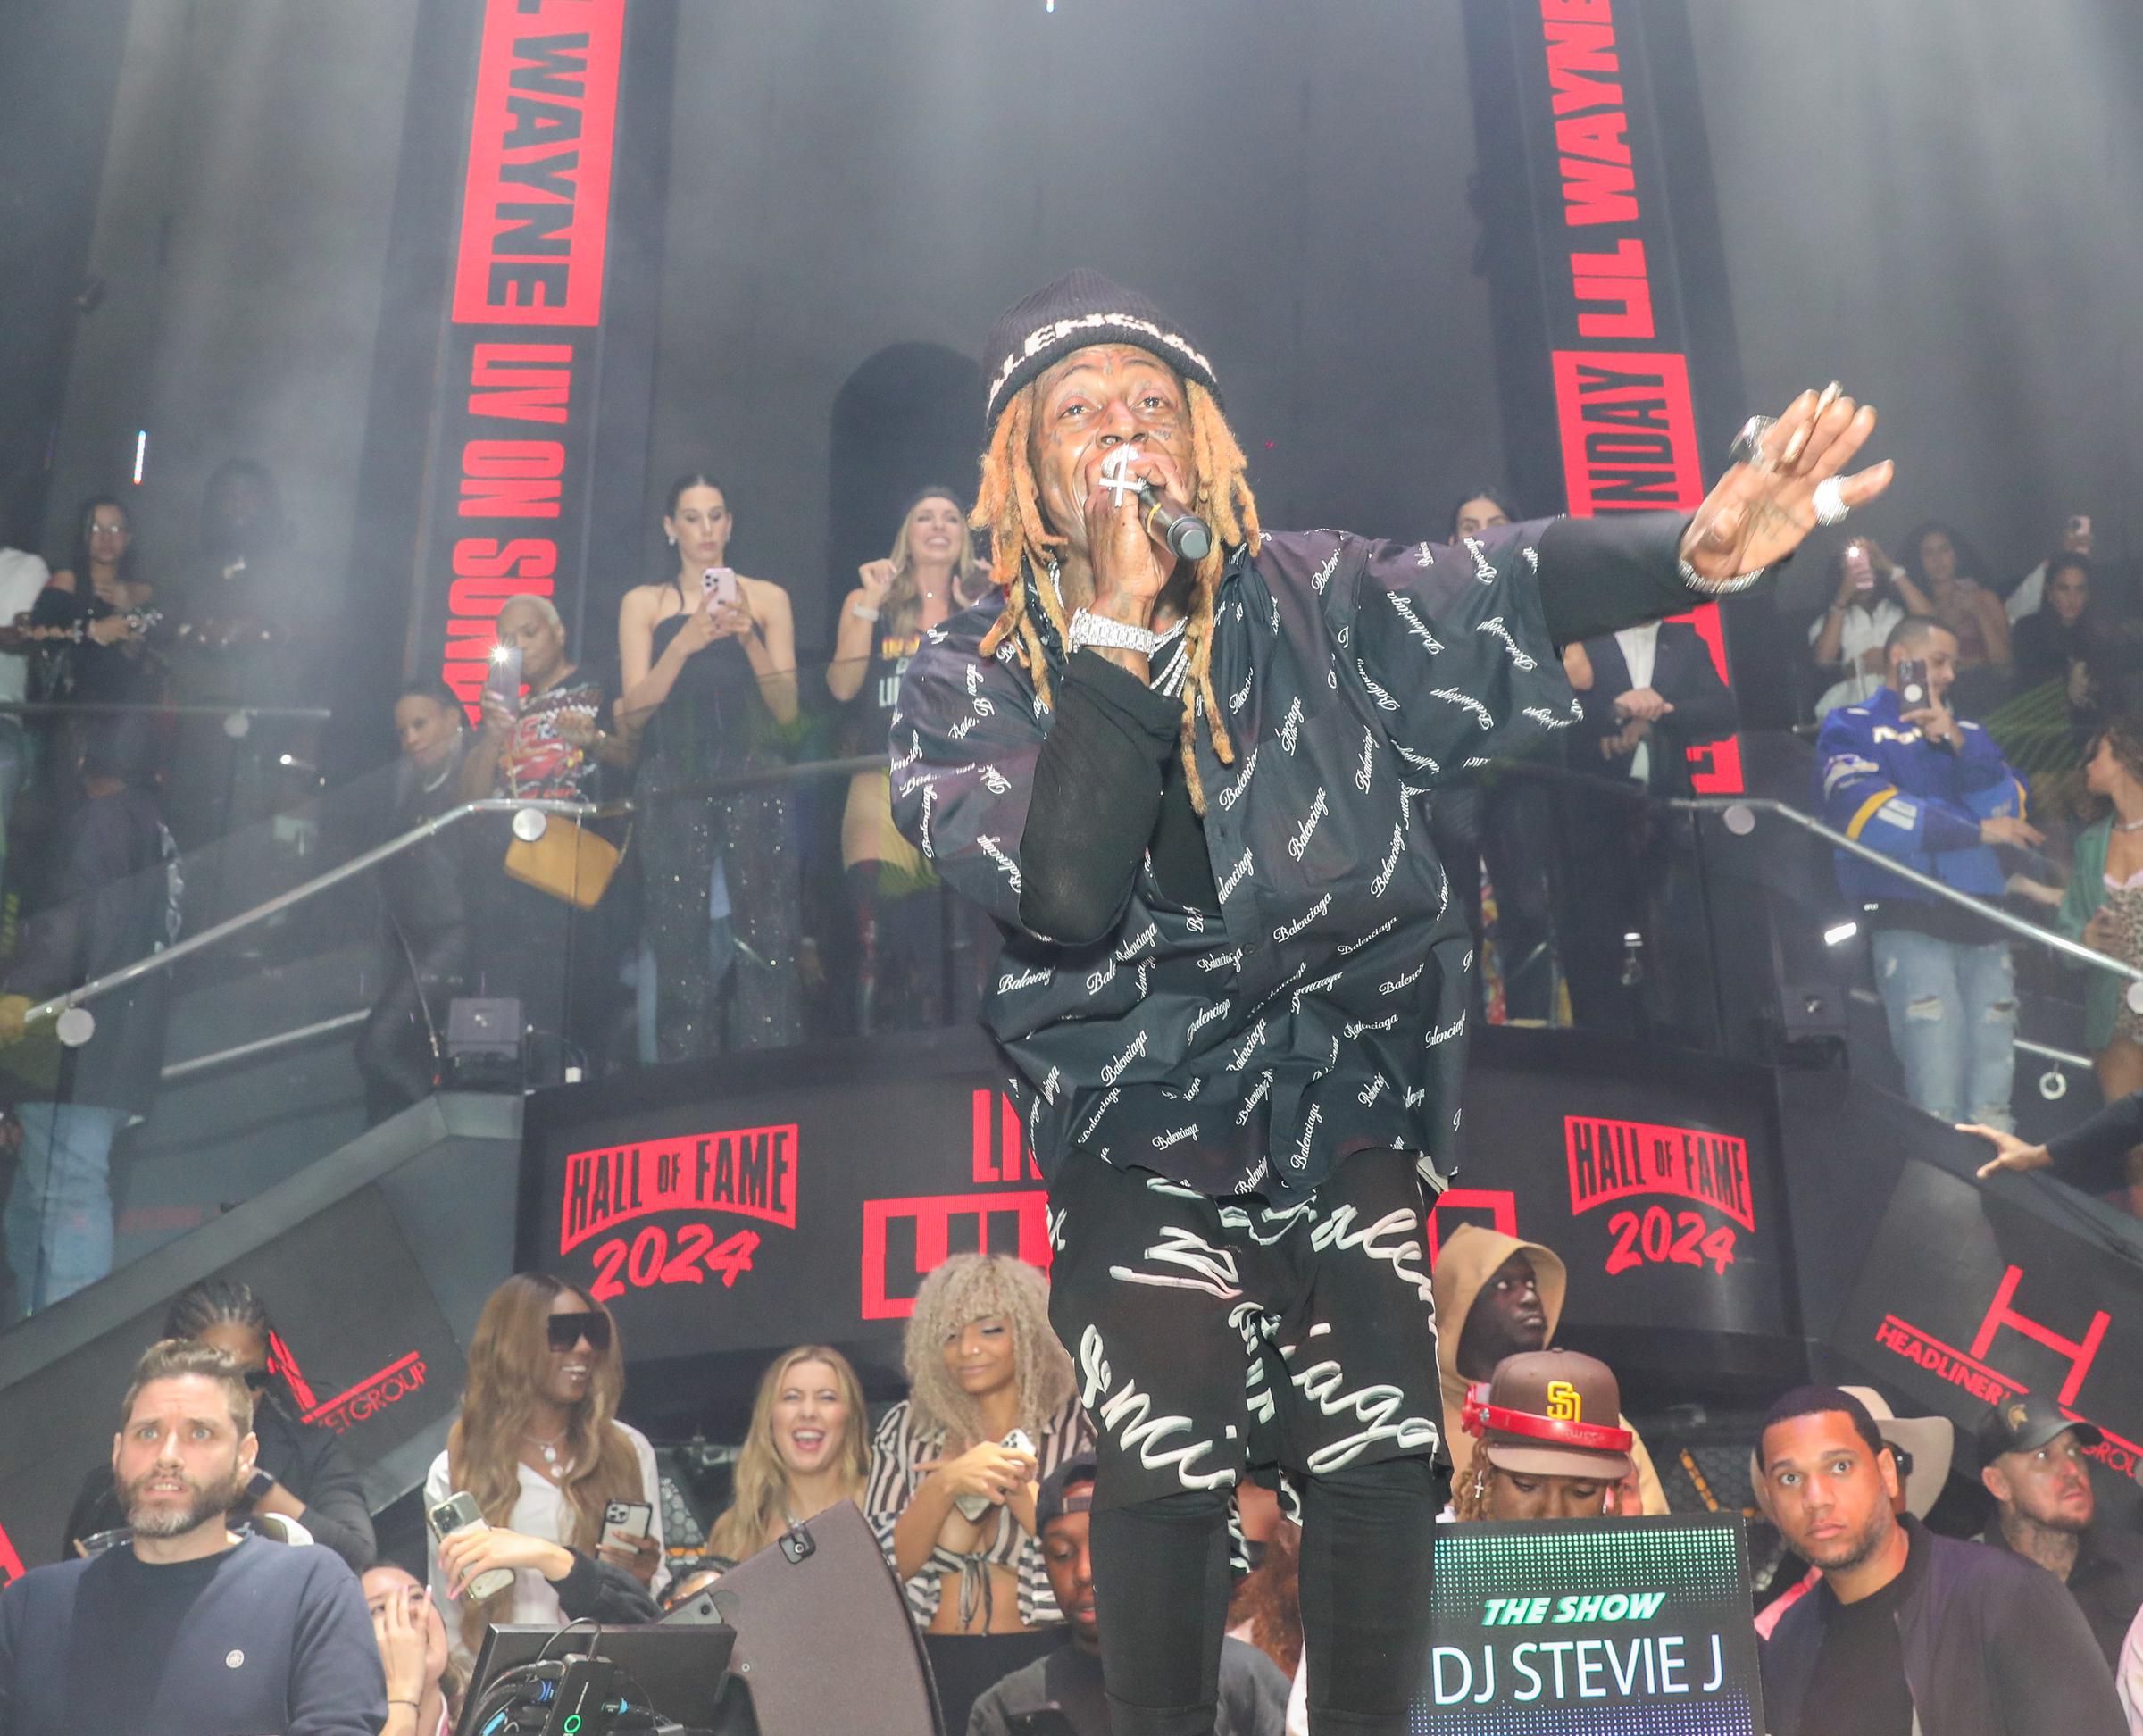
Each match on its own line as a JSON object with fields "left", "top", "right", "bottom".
{"left": 617, "top": 474, "right": 802, "bottom": 1061}
{"left": 424, "top": 1273, "right": 667, "bottom": 1673}
{"left": 1808, "top": 537, "right": 1930, "bottom": 719}
{"left": 865, "top": 1254, "right": 1091, "bottom": 1634}
{"left": 825, "top": 488, "right": 987, "bottom": 1031}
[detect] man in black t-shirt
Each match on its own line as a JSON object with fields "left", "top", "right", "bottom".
{"left": 1756, "top": 1384, "right": 2122, "bottom": 1736}
{"left": 0, "top": 1340, "right": 384, "bottom": 1736}
{"left": 968, "top": 1456, "right": 1288, "bottom": 1736}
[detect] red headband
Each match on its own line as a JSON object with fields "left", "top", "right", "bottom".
{"left": 1462, "top": 1383, "right": 1634, "bottom": 1455}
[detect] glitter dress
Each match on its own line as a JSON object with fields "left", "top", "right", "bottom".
{"left": 639, "top": 607, "right": 800, "bottom": 1058}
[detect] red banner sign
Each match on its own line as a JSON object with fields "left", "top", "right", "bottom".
{"left": 1565, "top": 1114, "right": 1755, "bottom": 1231}
{"left": 451, "top": 0, "right": 624, "bottom": 327}
{"left": 560, "top": 1123, "right": 800, "bottom": 1253}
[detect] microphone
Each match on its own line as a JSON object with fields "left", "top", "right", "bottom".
{"left": 1133, "top": 480, "right": 1213, "bottom": 563}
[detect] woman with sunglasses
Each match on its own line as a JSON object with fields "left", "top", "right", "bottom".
{"left": 425, "top": 1273, "right": 667, "bottom": 1673}
{"left": 57, "top": 1278, "right": 377, "bottom": 1573}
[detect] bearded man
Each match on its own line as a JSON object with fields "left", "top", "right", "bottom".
{"left": 0, "top": 1340, "right": 383, "bottom": 1736}
{"left": 894, "top": 271, "right": 1889, "bottom": 1734}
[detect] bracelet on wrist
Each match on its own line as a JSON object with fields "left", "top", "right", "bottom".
{"left": 850, "top": 602, "right": 880, "bottom": 622}
{"left": 1068, "top": 607, "right": 1163, "bottom": 657}
{"left": 1678, "top": 558, "right": 1769, "bottom": 597}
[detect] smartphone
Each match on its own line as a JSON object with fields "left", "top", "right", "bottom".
{"left": 426, "top": 1491, "right": 515, "bottom": 1601}
{"left": 599, "top": 1498, "right": 654, "bottom": 1556}
{"left": 1897, "top": 656, "right": 1930, "bottom": 711}
{"left": 954, "top": 1429, "right": 1038, "bottom": 1523}
{"left": 484, "top": 642, "right": 524, "bottom": 707}
{"left": 2068, "top": 513, "right": 2092, "bottom": 541}
{"left": 701, "top": 566, "right": 739, "bottom": 611}
{"left": 1843, "top": 543, "right": 1875, "bottom": 590}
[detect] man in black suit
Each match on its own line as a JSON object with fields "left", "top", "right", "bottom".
{"left": 1559, "top": 617, "right": 1737, "bottom": 1029}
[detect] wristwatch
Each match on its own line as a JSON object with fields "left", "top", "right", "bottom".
{"left": 246, "top": 1466, "right": 277, "bottom": 1502}
{"left": 1068, "top": 607, "right": 1163, "bottom": 657}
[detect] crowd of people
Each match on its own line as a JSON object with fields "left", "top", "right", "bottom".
{"left": 9, "top": 1233, "right": 2143, "bottom": 1734}
{"left": 0, "top": 439, "right": 2138, "bottom": 1324}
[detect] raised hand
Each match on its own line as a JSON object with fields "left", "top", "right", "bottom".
{"left": 1681, "top": 387, "right": 1895, "bottom": 582}
{"left": 857, "top": 559, "right": 896, "bottom": 604}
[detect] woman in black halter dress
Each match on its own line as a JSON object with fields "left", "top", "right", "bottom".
{"left": 617, "top": 476, "right": 802, "bottom": 1059}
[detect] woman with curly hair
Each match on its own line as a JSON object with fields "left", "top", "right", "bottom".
{"left": 705, "top": 1344, "right": 871, "bottom": 1562}
{"left": 423, "top": 1274, "right": 666, "bottom": 1669}
{"left": 864, "top": 1253, "right": 1090, "bottom": 1632}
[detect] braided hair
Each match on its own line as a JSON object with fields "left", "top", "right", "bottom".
{"left": 971, "top": 379, "right": 1262, "bottom": 814}
{"left": 163, "top": 1279, "right": 295, "bottom": 1413}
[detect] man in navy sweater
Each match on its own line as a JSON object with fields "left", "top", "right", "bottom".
{"left": 0, "top": 1340, "right": 385, "bottom": 1735}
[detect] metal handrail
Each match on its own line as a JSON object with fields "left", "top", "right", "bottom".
{"left": 21, "top": 752, "right": 891, "bottom": 1031}
{"left": 1668, "top": 795, "right": 2143, "bottom": 988}
{"left": 22, "top": 797, "right": 600, "bottom": 1027}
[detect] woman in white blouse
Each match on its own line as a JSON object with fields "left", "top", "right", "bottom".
{"left": 424, "top": 1275, "right": 667, "bottom": 1671}
{"left": 865, "top": 1254, "right": 1091, "bottom": 1633}
{"left": 1808, "top": 537, "right": 1930, "bottom": 719}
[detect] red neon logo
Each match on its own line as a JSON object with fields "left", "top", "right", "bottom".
{"left": 1564, "top": 1115, "right": 1754, "bottom": 1231}
{"left": 861, "top": 1191, "right": 1052, "bottom": 1321}
{"left": 559, "top": 1125, "right": 799, "bottom": 1254}
{"left": 450, "top": 0, "right": 625, "bottom": 327}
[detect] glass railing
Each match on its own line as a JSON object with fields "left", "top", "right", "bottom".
{"left": 3, "top": 664, "right": 2136, "bottom": 1326}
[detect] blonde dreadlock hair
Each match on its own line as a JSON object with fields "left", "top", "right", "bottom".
{"left": 971, "top": 379, "right": 1262, "bottom": 814}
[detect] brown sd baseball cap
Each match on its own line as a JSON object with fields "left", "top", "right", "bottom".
{"left": 1465, "top": 1349, "right": 1635, "bottom": 1481}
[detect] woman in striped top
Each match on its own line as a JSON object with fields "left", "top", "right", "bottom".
{"left": 865, "top": 1254, "right": 1091, "bottom": 1632}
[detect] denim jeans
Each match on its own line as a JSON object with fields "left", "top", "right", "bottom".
{"left": 4, "top": 1101, "right": 127, "bottom": 1317}
{"left": 1872, "top": 929, "right": 2016, "bottom": 1131}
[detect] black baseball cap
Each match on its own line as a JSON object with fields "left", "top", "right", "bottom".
{"left": 1036, "top": 1454, "right": 1098, "bottom": 1534}
{"left": 1977, "top": 1392, "right": 2102, "bottom": 1462}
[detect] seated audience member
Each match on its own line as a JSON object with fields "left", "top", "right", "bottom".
{"left": 1753, "top": 1386, "right": 1953, "bottom": 1640}
{"left": 1818, "top": 615, "right": 2039, "bottom": 1129}
{"left": 1450, "top": 1349, "right": 1635, "bottom": 1522}
{"left": 866, "top": 1253, "right": 1091, "bottom": 1633}
{"left": 1431, "top": 1225, "right": 1666, "bottom": 1512}
{"left": 363, "top": 1565, "right": 455, "bottom": 1736}
{"left": 2006, "top": 512, "right": 2095, "bottom": 624}
{"left": 968, "top": 1456, "right": 1288, "bottom": 1736}
{"left": 1561, "top": 606, "right": 1737, "bottom": 1030}
{"left": 1755, "top": 1384, "right": 2123, "bottom": 1736}
{"left": 62, "top": 1278, "right": 377, "bottom": 1572}
{"left": 1808, "top": 538, "right": 1930, "bottom": 719}
{"left": 0, "top": 713, "right": 179, "bottom": 1318}
{"left": 1976, "top": 1395, "right": 2143, "bottom": 1669}
{"left": 706, "top": 1344, "right": 870, "bottom": 1563}
{"left": 426, "top": 1275, "right": 667, "bottom": 1673}
{"left": 357, "top": 680, "right": 472, "bottom": 1124}
{"left": 0, "top": 1340, "right": 383, "bottom": 1735}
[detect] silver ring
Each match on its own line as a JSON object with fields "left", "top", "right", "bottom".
{"left": 1812, "top": 476, "right": 1850, "bottom": 527}
{"left": 1729, "top": 415, "right": 1777, "bottom": 471}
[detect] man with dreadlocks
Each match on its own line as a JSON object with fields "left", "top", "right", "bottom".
{"left": 891, "top": 271, "right": 1891, "bottom": 1735}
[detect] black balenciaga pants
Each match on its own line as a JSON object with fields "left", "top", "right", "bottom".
{"left": 1047, "top": 1146, "right": 1447, "bottom": 1735}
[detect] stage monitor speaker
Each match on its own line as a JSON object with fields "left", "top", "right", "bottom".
{"left": 666, "top": 1500, "right": 940, "bottom": 1736}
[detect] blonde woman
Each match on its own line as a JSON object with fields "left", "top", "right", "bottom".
{"left": 827, "top": 488, "right": 988, "bottom": 1031}
{"left": 423, "top": 1274, "right": 667, "bottom": 1670}
{"left": 706, "top": 1345, "right": 871, "bottom": 1562}
{"left": 865, "top": 1254, "right": 1089, "bottom": 1632}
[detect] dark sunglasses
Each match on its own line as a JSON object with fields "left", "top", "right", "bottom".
{"left": 546, "top": 1311, "right": 611, "bottom": 1353}
{"left": 242, "top": 1367, "right": 274, "bottom": 1391}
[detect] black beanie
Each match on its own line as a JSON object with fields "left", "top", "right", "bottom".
{"left": 980, "top": 270, "right": 1221, "bottom": 430}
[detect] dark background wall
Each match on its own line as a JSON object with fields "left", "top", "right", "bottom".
{"left": 17, "top": 0, "right": 2143, "bottom": 709}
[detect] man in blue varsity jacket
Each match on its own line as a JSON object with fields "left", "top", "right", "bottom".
{"left": 1817, "top": 613, "right": 2040, "bottom": 1129}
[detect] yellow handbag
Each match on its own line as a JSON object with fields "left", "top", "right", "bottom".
{"left": 504, "top": 816, "right": 624, "bottom": 910}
